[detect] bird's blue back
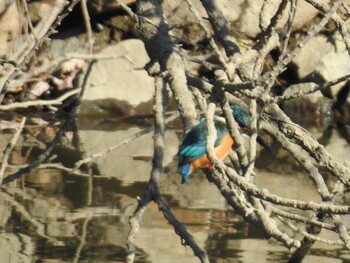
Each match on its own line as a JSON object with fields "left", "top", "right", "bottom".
{"left": 229, "top": 104, "right": 251, "bottom": 129}
{"left": 178, "top": 105, "right": 251, "bottom": 167}
{"left": 177, "top": 104, "right": 271, "bottom": 183}
{"left": 178, "top": 117, "right": 228, "bottom": 167}
{"left": 178, "top": 105, "right": 254, "bottom": 183}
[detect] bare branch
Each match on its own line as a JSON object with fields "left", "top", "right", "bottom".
{"left": 199, "top": 0, "right": 241, "bottom": 56}
{"left": 0, "top": 0, "right": 80, "bottom": 102}
{"left": 136, "top": 0, "right": 198, "bottom": 129}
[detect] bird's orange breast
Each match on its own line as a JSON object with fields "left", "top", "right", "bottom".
{"left": 190, "top": 133, "right": 234, "bottom": 172}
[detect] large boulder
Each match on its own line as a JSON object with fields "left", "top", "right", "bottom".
{"left": 314, "top": 51, "right": 350, "bottom": 98}
{"left": 78, "top": 39, "right": 155, "bottom": 117}
{"left": 292, "top": 35, "right": 335, "bottom": 80}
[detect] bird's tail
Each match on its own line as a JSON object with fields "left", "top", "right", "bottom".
{"left": 180, "top": 164, "right": 191, "bottom": 184}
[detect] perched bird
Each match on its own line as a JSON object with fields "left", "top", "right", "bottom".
{"left": 178, "top": 105, "right": 252, "bottom": 184}
{"left": 229, "top": 104, "right": 272, "bottom": 151}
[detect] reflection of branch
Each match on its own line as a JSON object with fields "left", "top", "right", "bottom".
{"left": 0, "top": 189, "right": 57, "bottom": 242}
{"left": 73, "top": 8, "right": 93, "bottom": 249}
{"left": 1, "top": 119, "right": 71, "bottom": 185}
{"left": 127, "top": 191, "right": 152, "bottom": 263}
{"left": 127, "top": 77, "right": 209, "bottom": 263}
{"left": 9, "top": 163, "right": 100, "bottom": 178}
{"left": 73, "top": 217, "right": 90, "bottom": 263}
{"left": 73, "top": 128, "right": 93, "bottom": 263}
{"left": 0, "top": 60, "right": 90, "bottom": 185}
{"left": 0, "top": 117, "right": 26, "bottom": 184}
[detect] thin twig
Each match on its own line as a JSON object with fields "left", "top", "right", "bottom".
{"left": 0, "top": 0, "right": 80, "bottom": 103}
{"left": 0, "top": 88, "right": 80, "bottom": 110}
{"left": 269, "top": 205, "right": 335, "bottom": 230}
{"left": 281, "top": 0, "right": 298, "bottom": 55}
{"left": 80, "top": 0, "right": 94, "bottom": 54}
{"left": 259, "top": 0, "right": 345, "bottom": 88}
{"left": 245, "top": 100, "right": 257, "bottom": 178}
{"left": 115, "top": 0, "right": 139, "bottom": 23}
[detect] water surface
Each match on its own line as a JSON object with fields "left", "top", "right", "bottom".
{"left": 0, "top": 113, "right": 349, "bottom": 263}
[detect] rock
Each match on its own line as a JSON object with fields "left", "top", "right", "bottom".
{"left": 25, "top": 168, "right": 63, "bottom": 193}
{"left": 42, "top": 37, "right": 87, "bottom": 58}
{"left": 78, "top": 39, "right": 154, "bottom": 116}
{"left": 163, "top": 0, "right": 208, "bottom": 26}
{"left": 325, "top": 129, "right": 350, "bottom": 162}
{"left": 162, "top": 0, "right": 209, "bottom": 46}
{"left": 0, "top": 2, "right": 21, "bottom": 57}
{"left": 161, "top": 0, "right": 332, "bottom": 45}
{"left": 237, "top": 0, "right": 330, "bottom": 37}
{"left": 163, "top": 0, "right": 244, "bottom": 46}
{"left": 292, "top": 35, "right": 335, "bottom": 79}
{"left": 106, "top": 15, "right": 139, "bottom": 42}
{"left": 164, "top": 0, "right": 243, "bottom": 27}
{"left": 237, "top": 0, "right": 266, "bottom": 37}
{"left": 27, "top": 0, "right": 57, "bottom": 25}
{"left": 314, "top": 51, "right": 350, "bottom": 98}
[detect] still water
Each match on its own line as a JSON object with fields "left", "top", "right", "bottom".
{"left": 0, "top": 113, "right": 349, "bottom": 263}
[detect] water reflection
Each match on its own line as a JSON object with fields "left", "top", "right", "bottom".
{"left": 0, "top": 114, "right": 349, "bottom": 263}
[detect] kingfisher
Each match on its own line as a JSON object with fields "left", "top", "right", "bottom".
{"left": 178, "top": 105, "right": 267, "bottom": 184}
